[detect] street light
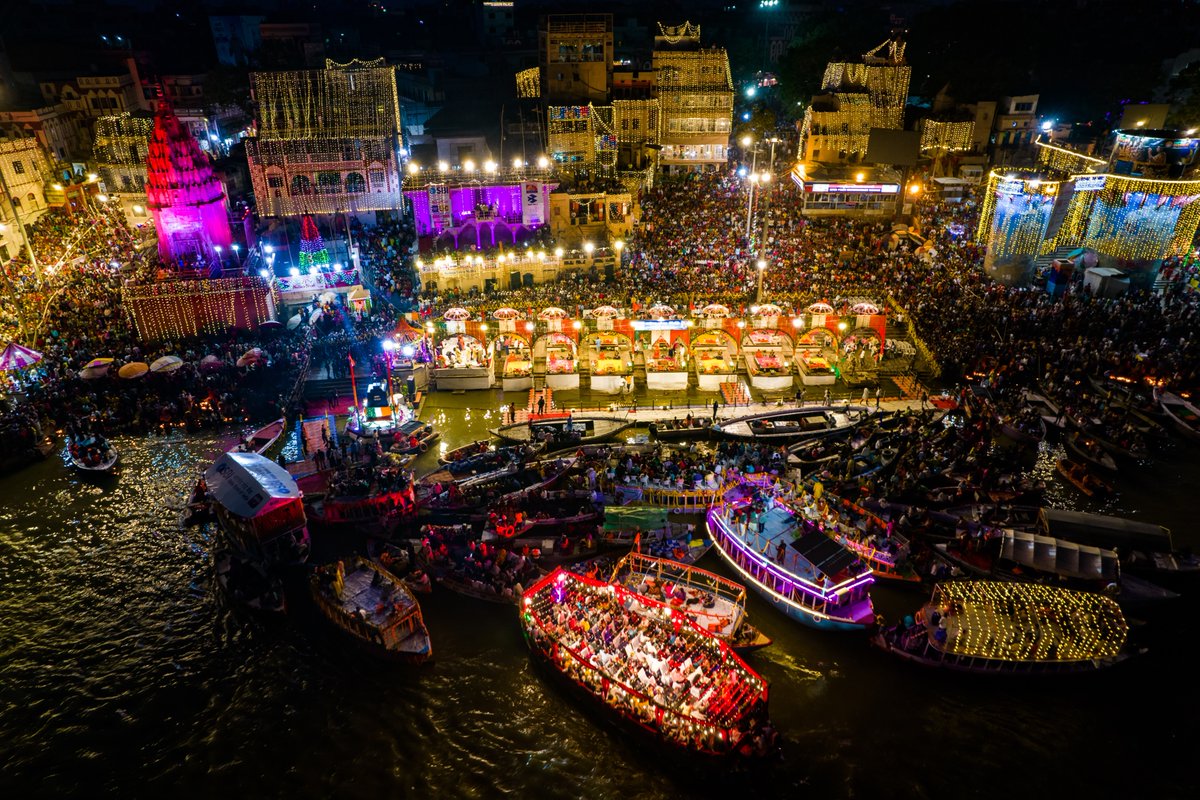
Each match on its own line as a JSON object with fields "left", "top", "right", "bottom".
{"left": 554, "top": 247, "right": 564, "bottom": 258}
{"left": 537, "top": 156, "right": 549, "bottom": 169}
{"left": 407, "top": 162, "right": 420, "bottom": 175}
{"left": 583, "top": 241, "right": 595, "bottom": 259}
{"left": 484, "top": 160, "right": 497, "bottom": 174}
{"left": 464, "top": 159, "right": 476, "bottom": 173}
{"left": 438, "top": 161, "right": 449, "bottom": 172}
{"left": 756, "top": 259, "right": 767, "bottom": 303}
{"left": 512, "top": 157, "right": 523, "bottom": 169}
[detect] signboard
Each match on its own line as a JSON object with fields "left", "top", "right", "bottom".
{"left": 428, "top": 183, "right": 451, "bottom": 231}
{"left": 631, "top": 320, "right": 688, "bottom": 331}
{"left": 807, "top": 183, "right": 899, "bottom": 194}
{"left": 522, "top": 181, "right": 543, "bottom": 225}
{"left": 996, "top": 179, "right": 1026, "bottom": 195}
{"left": 1074, "top": 175, "right": 1107, "bottom": 192}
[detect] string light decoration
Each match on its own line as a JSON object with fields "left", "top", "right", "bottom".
{"left": 92, "top": 112, "right": 155, "bottom": 194}
{"left": 802, "top": 94, "right": 873, "bottom": 160}
{"left": 975, "top": 170, "right": 1060, "bottom": 264}
{"left": 520, "top": 568, "right": 768, "bottom": 753}
{"left": 805, "top": 36, "right": 909, "bottom": 162}
{"left": 548, "top": 104, "right": 600, "bottom": 166}
{"left": 1035, "top": 137, "right": 1105, "bottom": 176}
{"left": 246, "top": 58, "right": 403, "bottom": 217}
{"left": 925, "top": 581, "right": 1127, "bottom": 663}
{"left": 656, "top": 21, "right": 701, "bottom": 43}
{"left": 516, "top": 68, "right": 541, "bottom": 99}
{"left": 297, "top": 214, "right": 331, "bottom": 271}
{"left": 123, "top": 277, "right": 275, "bottom": 340}
{"left": 653, "top": 32, "right": 733, "bottom": 171}
{"left": 1078, "top": 173, "right": 1200, "bottom": 262}
{"left": 919, "top": 119, "right": 974, "bottom": 153}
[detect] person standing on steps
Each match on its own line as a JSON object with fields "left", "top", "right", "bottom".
{"left": 537, "top": 394, "right": 546, "bottom": 416}
{"left": 875, "top": 387, "right": 882, "bottom": 409}
{"left": 712, "top": 398, "right": 720, "bottom": 423}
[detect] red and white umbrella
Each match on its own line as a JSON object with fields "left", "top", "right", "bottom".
{"left": 589, "top": 305, "right": 619, "bottom": 318}
{"left": 538, "top": 306, "right": 568, "bottom": 319}
{"left": 492, "top": 307, "right": 523, "bottom": 320}
{"left": 0, "top": 342, "right": 43, "bottom": 371}
{"left": 647, "top": 304, "right": 675, "bottom": 319}
{"left": 699, "top": 304, "right": 730, "bottom": 318}
{"left": 850, "top": 302, "right": 881, "bottom": 315}
{"left": 807, "top": 302, "right": 835, "bottom": 314}
{"left": 755, "top": 303, "right": 785, "bottom": 317}
{"left": 443, "top": 307, "right": 472, "bottom": 322}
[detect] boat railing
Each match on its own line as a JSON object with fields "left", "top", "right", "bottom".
{"left": 708, "top": 505, "right": 873, "bottom": 612}
{"left": 613, "top": 552, "right": 747, "bottom": 610}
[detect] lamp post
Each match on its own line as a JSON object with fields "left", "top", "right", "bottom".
{"left": 382, "top": 339, "right": 397, "bottom": 423}
{"left": 745, "top": 173, "right": 759, "bottom": 238}
{"left": 756, "top": 259, "right": 767, "bottom": 303}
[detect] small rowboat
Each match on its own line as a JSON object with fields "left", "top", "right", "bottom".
{"left": 1064, "top": 431, "right": 1117, "bottom": 473}
{"left": 521, "top": 568, "right": 776, "bottom": 757}
{"left": 310, "top": 557, "right": 432, "bottom": 663}
{"left": 438, "top": 439, "right": 492, "bottom": 465}
{"left": 1055, "top": 458, "right": 1114, "bottom": 498}
{"left": 1159, "top": 392, "right": 1200, "bottom": 443}
{"left": 233, "top": 417, "right": 286, "bottom": 456}
{"left": 648, "top": 418, "right": 714, "bottom": 442}
{"left": 66, "top": 435, "right": 119, "bottom": 472}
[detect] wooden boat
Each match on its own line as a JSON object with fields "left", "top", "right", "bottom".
{"left": 423, "top": 457, "right": 577, "bottom": 515}
{"left": 1035, "top": 508, "right": 1198, "bottom": 582}
{"left": 1064, "top": 431, "right": 1117, "bottom": 473}
{"left": 438, "top": 439, "right": 492, "bottom": 465}
{"left": 310, "top": 557, "right": 432, "bottom": 663}
{"left": 232, "top": 417, "right": 286, "bottom": 456}
{"left": 872, "top": 581, "right": 1133, "bottom": 675}
{"left": 648, "top": 417, "right": 715, "bottom": 442}
{"left": 707, "top": 477, "right": 875, "bottom": 630}
{"left": 490, "top": 415, "right": 634, "bottom": 446}
{"left": 1022, "top": 390, "right": 1068, "bottom": 436}
{"left": 797, "top": 492, "right": 921, "bottom": 583}
{"left": 307, "top": 487, "right": 415, "bottom": 535}
{"left": 1055, "top": 458, "right": 1114, "bottom": 498}
{"left": 214, "top": 547, "right": 285, "bottom": 613}
{"left": 1159, "top": 392, "right": 1200, "bottom": 443}
{"left": 66, "top": 433, "right": 118, "bottom": 472}
{"left": 997, "top": 412, "right": 1046, "bottom": 447}
{"left": 610, "top": 552, "right": 772, "bottom": 654}
{"left": 389, "top": 419, "right": 440, "bottom": 455}
{"left": 712, "top": 406, "right": 872, "bottom": 443}
{"left": 204, "top": 452, "right": 310, "bottom": 566}
{"left": 520, "top": 568, "right": 776, "bottom": 757}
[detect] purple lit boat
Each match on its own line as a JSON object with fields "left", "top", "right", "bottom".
{"left": 707, "top": 477, "right": 875, "bottom": 631}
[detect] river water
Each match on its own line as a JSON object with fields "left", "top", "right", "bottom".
{"left": 1, "top": 387, "right": 1196, "bottom": 798}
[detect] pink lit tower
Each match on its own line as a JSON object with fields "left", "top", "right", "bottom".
{"left": 145, "top": 100, "right": 232, "bottom": 271}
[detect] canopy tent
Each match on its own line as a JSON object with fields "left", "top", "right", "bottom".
{"left": 79, "top": 357, "right": 114, "bottom": 379}
{"left": 204, "top": 451, "right": 301, "bottom": 519}
{"left": 394, "top": 317, "right": 426, "bottom": 343}
{"left": 0, "top": 342, "right": 43, "bottom": 371}
{"left": 443, "top": 307, "right": 472, "bottom": 321}
{"left": 755, "top": 303, "right": 785, "bottom": 317}
{"left": 118, "top": 361, "right": 150, "bottom": 379}
{"left": 492, "top": 307, "right": 523, "bottom": 320}
{"left": 150, "top": 355, "right": 185, "bottom": 373}
{"left": 806, "top": 302, "right": 835, "bottom": 314}
{"left": 538, "top": 306, "right": 568, "bottom": 319}
{"left": 646, "top": 304, "right": 676, "bottom": 319}
{"left": 850, "top": 302, "right": 881, "bottom": 315}
{"left": 589, "top": 305, "right": 620, "bottom": 318}
{"left": 698, "top": 303, "right": 731, "bottom": 318}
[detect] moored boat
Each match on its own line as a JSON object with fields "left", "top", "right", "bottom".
{"left": 712, "top": 406, "right": 871, "bottom": 443}
{"left": 66, "top": 433, "right": 119, "bottom": 472}
{"left": 490, "top": 415, "right": 634, "bottom": 446}
{"left": 648, "top": 417, "right": 715, "bottom": 442}
{"left": 204, "top": 452, "right": 310, "bottom": 566}
{"left": 1159, "top": 391, "right": 1200, "bottom": 442}
{"left": 707, "top": 477, "right": 875, "bottom": 630}
{"left": 232, "top": 417, "right": 286, "bottom": 456}
{"left": 1064, "top": 431, "right": 1117, "bottom": 473}
{"left": 872, "top": 581, "right": 1133, "bottom": 675}
{"left": 1055, "top": 458, "right": 1115, "bottom": 498}
{"left": 310, "top": 557, "right": 432, "bottom": 663}
{"left": 438, "top": 439, "right": 491, "bottom": 465}
{"left": 520, "top": 568, "right": 776, "bottom": 757}
{"left": 610, "top": 552, "right": 772, "bottom": 654}
{"left": 797, "top": 492, "right": 921, "bottom": 583}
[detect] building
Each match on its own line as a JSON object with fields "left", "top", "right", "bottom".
{"left": 92, "top": 111, "right": 156, "bottom": 219}
{"left": 245, "top": 58, "right": 405, "bottom": 219}
{"left": 992, "top": 95, "right": 1039, "bottom": 149}
{"left": 789, "top": 163, "right": 902, "bottom": 217}
{"left": 38, "top": 69, "right": 148, "bottom": 123}
{"left": 161, "top": 73, "right": 249, "bottom": 157}
{"left": 652, "top": 22, "right": 733, "bottom": 175}
{"left": 475, "top": 1, "right": 515, "bottom": 46}
{"left": 539, "top": 14, "right": 613, "bottom": 105}
{"left": 0, "top": 136, "right": 52, "bottom": 263}
{"left": 259, "top": 22, "right": 326, "bottom": 68}
{"left": 800, "top": 34, "right": 911, "bottom": 165}
{"left": 145, "top": 102, "right": 233, "bottom": 270}
{"left": 0, "top": 102, "right": 88, "bottom": 161}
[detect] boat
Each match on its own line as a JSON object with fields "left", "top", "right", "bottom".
{"left": 204, "top": 451, "right": 310, "bottom": 566}
{"left": 344, "top": 380, "right": 415, "bottom": 442}
{"left": 1035, "top": 508, "right": 1199, "bottom": 581}
{"left": 423, "top": 457, "right": 577, "bottom": 516}
{"left": 180, "top": 474, "right": 214, "bottom": 527}
{"left": 66, "top": 433, "right": 119, "bottom": 472}
{"left": 1159, "top": 392, "right": 1200, "bottom": 443}
{"left": 712, "top": 406, "right": 871, "bottom": 443}
{"left": 231, "top": 417, "right": 286, "bottom": 456}
{"left": 438, "top": 440, "right": 491, "bottom": 465}
{"left": 388, "top": 419, "right": 439, "bottom": 455}
{"left": 1055, "top": 459, "right": 1114, "bottom": 498}
{"left": 997, "top": 411, "right": 1046, "bottom": 447}
{"left": 796, "top": 492, "right": 921, "bottom": 583}
{"left": 872, "top": 581, "right": 1133, "bottom": 675}
{"left": 648, "top": 417, "right": 715, "bottom": 442}
{"left": 307, "top": 487, "right": 415, "bottom": 536}
{"left": 490, "top": 415, "right": 634, "bottom": 446}
{"left": 214, "top": 547, "right": 285, "bottom": 613}
{"left": 310, "top": 557, "right": 432, "bottom": 663}
{"left": 520, "top": 568, "right": 776, "bottom": 757}
{"left": 1022, "top": 389, "right": 1067, "bottom": 435}
{"left": 1064, "top": 432, "right": 1117, "bottom": 473}
{"left": 610, "top": 552, "right": 772, "bottom": 654}
{"left": 707, "top": 477, "right": 875, "bottom": 630}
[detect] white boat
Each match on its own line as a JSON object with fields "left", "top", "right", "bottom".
{"left": 490, "top": 415, "right": 633, "bottom": 445}
{"left": 66, "top": 434, "right": 119, "bottom": 472}
{"left": 713, "top": 405, "right": 871, "bottom": 443}
{"left": 1159, "top": 392, "right": 1200, "bottom": 442}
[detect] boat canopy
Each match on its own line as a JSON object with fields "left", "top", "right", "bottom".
{"left": 1038, "top": 508, "right": 1172, "bottom": 552}
{"left": 205, "top": 452, "right": 302, "bottom": 518}
{"left": 791, "top": 527, "right": 861, "bottom": 581}
{"left": 1001, "top": 529, "right": 1117, "bottom": 581}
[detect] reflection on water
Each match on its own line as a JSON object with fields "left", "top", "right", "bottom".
{"left": 0, "top": 395, "right": 1195, "bottom": 797}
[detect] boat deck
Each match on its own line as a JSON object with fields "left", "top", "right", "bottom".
{"left": 619, "top": 572, "right": 743, "bottom": 638}
{"left": 333, "top": 568, "right": 428, "bottom": 654}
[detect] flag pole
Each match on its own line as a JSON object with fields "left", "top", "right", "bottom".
{"left": 348, "top": 352, "right": 359, "bottom": 417}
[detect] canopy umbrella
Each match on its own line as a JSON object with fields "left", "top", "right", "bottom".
{"left": 699, "top": 303, "right": 730, "bottom": 318}
{"left": 589, "top": 305, "right": 619, "bottom": 318}
{"left": 538, "top": 306, "right": 568, "bottom": 319}
{"left": 646, "top": 304, "right": 675, "bottom": 319}
{"left": 150, "top": 355, "right": 184, "bottom": 373}
{"left": 118, "top": 361, "right": 150, "bottom": 379}
{"left": 236, "top": 348, "right": 266, "bottom": 368}
{"left": 755, "top": 303, "right": 785, "bottom": 317}
{"left": 0, "top": 342, "right": 43, "bottom": 371}
{"left": 308, "top": 308, "right": 324, "bottom": 326}
{"left": 79, "top": 357, "right": 114, "bottom": 380}
{"left": 492, "top": 307, "right": 523, "bottom": 320}
{"left": 258, "top": 319, "right": 283, "bottom": 329}
{"left": 443, "top": 307, "right": 472, "bottom": 322}
{"left": 200, "top": 355, "right": 224, "bottom": 371}
{"left": 806, "top": 302, "right": 835, "bottom": 314}
{"left": 850, "top": 302, "right": 881, "bottom": 315}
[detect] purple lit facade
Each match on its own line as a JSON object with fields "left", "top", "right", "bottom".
{"left": 405, "top": 179, "right": 553, "bottom": 249}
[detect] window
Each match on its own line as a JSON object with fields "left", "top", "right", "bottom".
{"left": 12, "top": 160, "right": 23, "bottom": 174}
{"left": 10, "top": 196, "right": 20, "bottom": 208}
{"left": 1015, "top": 102, "right": 1033, "bottom": 112}
{"left": 631, "top": 118, "right": 639, "bottom": 131}
{"left": 267, "top": 175, "right": 284, "bottom": 188}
